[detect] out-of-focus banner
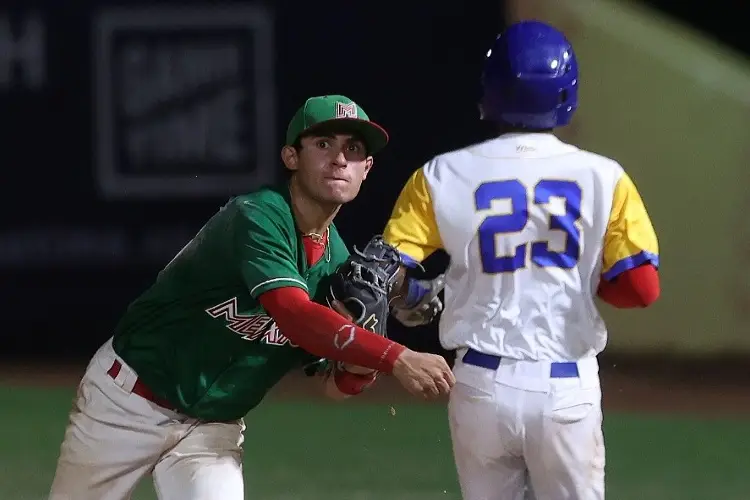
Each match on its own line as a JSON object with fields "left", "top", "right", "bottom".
{"left": 91, "top": 5, "right": 276, "bottom": 200}
{"left": 1, "top": 4, "right": 278, "bottom": 272}
{"left": 0, "top": 1, "right": 501, "bottom": 359}
{"left": 507, "top": 0, "right": 750, "bottom": 354}
{"left": 0, "top": 3, "right": 279, "bottom": 358}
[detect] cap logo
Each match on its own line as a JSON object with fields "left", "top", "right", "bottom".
{"left": 335, "top": 102, "right": 358, "bottom": 119}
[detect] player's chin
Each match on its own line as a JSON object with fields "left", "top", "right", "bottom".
{"left": 320, "top": 181, "right": 360, "bottom": 204}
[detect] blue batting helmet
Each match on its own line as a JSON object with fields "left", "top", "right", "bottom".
{"left": 479, "top": 20, "right": 578, "bottom": 129}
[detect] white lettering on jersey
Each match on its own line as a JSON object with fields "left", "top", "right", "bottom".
{"left": 205, "top": 297, "right": 298, "bottom": 347}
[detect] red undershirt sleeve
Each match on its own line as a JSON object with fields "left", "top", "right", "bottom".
{"left": 258, "top": 287, "right": 405, "bottom": 373}
{"left": 597, "top": 263, "right": 660, "bottom": 308}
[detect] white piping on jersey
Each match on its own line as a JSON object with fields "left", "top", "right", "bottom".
{"left": 250, "top": 277, "right": 308, "bottom": 296}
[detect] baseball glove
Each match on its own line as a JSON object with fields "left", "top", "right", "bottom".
{"left": 325, "top": 235, "right": 403, "bottom": 337}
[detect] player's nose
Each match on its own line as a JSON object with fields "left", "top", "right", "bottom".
{"left": 331, "top": 148, "right": 348, "bottom": 166}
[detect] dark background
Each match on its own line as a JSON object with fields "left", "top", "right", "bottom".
{"left": 647, "top": 2, "right": 749, "bottom": 54}
{"left": 1, "top": 0, "right": 744, "bottom": 362}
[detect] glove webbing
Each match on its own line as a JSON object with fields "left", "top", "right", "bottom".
{"left": 348, "top": 243, "right": 400, "bottom": 295}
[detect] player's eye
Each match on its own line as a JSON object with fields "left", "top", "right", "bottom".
{"left": 347, "top": 142, "right": 364, "bottom": 153}
{"left": 316, "top": 139, "right": 331, "bottom": 149}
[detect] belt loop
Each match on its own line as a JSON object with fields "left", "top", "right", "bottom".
{"left": 108, "top": 358, "right": 137, "bottom": 393}
{"left": 112, "top": 361, "right": 129, "bottom": 388}
{"left": 121, "top": 369, "right": 138, "bottom": 393}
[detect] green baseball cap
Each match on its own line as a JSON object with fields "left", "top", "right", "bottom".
{"left": 285, "top": 95, "right": 389, "bottom": 154}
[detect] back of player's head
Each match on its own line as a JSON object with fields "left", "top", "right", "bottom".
{"left": 479, "top": 20, "right": 578, "bottom": 130}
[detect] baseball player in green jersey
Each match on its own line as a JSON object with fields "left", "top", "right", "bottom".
{"left": 48, "top": 95, "right": 455, "bottom": 500}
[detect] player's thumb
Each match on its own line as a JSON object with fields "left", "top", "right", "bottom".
{"left": 331, "top": 300, "right": 354, "bottom": 321}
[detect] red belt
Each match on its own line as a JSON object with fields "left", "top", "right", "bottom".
{"left": 107, "top": 359, "right": 177, "bottom": 411}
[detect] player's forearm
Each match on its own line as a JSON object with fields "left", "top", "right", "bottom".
{"left": 597, "top": 264, "right": 660, "bottom": 308}
{"left": 258, "top": 287, "right": 405, "bottom": 373}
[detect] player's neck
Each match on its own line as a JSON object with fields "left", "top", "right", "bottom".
{"left": 496, "top": 124, "right": 554, "bottom": 136}
{"left": 288, "top": 180, "right": 340, "bottom": 236}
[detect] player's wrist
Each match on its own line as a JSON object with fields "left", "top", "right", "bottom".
{"left": 378, "top": 341, "right": 407, "bottom": 374}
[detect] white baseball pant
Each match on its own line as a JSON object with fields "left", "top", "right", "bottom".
{"left": 448, "top": 349, "right": 605, "bottom": 500}
{"left": 48, "top": 337, "right": 246, "bottom": 500}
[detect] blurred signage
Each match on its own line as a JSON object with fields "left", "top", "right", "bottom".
{"left": 93, "top": 5, "right": 277, "bottom": 199}
{"left": 0, "top": 226, "right": 200, "bottom": 268}
{"left": 0, "top": 11, "right": 46, "bottom": 91}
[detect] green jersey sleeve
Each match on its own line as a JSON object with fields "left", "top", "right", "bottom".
{"left": 234, "top": 198, "right": 307, "bottom": 298}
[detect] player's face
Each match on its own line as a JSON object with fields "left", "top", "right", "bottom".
{"left": 283, "top": 133, "right": 374, "bottom": 204}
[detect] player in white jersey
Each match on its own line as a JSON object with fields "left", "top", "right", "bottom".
{"left": 382, "top": 20, "right": 660, "bottom": 499}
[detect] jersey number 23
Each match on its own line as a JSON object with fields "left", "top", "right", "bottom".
{"left": 475, "top": 179, "right": 582, "bottom": 274}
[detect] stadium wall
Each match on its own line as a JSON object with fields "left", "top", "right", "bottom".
{"left": 507, "top": 0, "right": 750, "bottom": 355}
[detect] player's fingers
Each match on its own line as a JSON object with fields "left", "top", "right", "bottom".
{"left": 432, "top": 355, "right": 454, "bottom": 377}
{"left": 442, "top": 367, "right": 456, "bottom": 386}
{"left": 422, "top": 380, "right": 440, "bottom": 399}
{"left": 434, "top": 376, "right": 451, "bottom": 395}
{"left": 407, "top": 381, "right": 425, "bottom": 397}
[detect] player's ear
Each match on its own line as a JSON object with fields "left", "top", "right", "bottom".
{"left": 362, "top": 156, "right": 374, "bottom": 179}
{"left": 281, "top": 145, "right": 299, "bottom": 172}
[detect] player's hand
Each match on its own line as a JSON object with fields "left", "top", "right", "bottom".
{"left": 391, "top": 274, "right": 445, "bottom": 328}
{"left": 331, "top": 300, "right": 354, "bottom": 320}
{"left": 391, "top": 349, "right": 455, "bottom": 399}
